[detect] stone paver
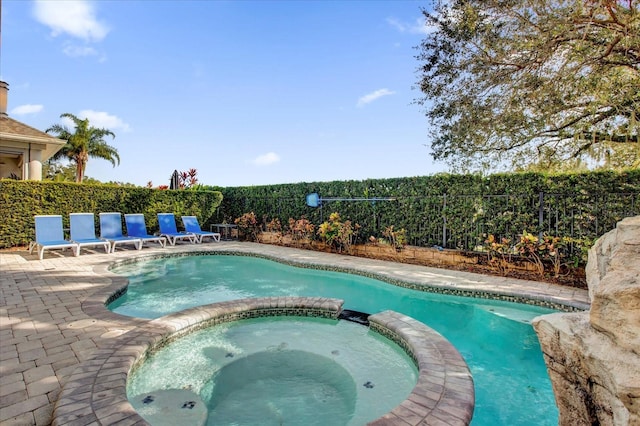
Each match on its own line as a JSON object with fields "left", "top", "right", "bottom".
{"left": 0, "top": 242, "right": 590, "bottom": 425}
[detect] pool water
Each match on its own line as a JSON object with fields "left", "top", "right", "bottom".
{"left": 127, "top": 317, "right": 418, "bottom": 426}
{"left": 111, "top": 255, "right": 559, "bottom": 426}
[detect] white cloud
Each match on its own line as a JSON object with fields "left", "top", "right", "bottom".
{"left": 33, "top": 0, "right": 109, "bottom": 42}
{"left": 11, "top": 104, "right": 44, "bottom": 115}
{"left": 59, "top": 110, "right": 131, "bottom": 132}
{"left": 251, "top": 152, "right": 280, "bottom": 166}
{"left": 62, "top": 43, "right": 98, "bottom": 58}
{"left": 80, "top": 110, "right": 131, "bottom": 132}
{"left": 357, "top": 89, "right": 396, "bottom": 107}
{"left": 387, "top": 16, "right": 433, "bottom": 35}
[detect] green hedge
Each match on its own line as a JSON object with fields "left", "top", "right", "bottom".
{"left": 3, "top": 171, "right": 638, "bottom": 251}
{"left": 0, "top": 180, "right": 223, "bottom": 248}
{"left": 214, "top": 170, "right": 640, "bottom": 251}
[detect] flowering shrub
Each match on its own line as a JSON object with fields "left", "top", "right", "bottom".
{"left": 234, "top": 212, "right": 261, "bottom": 241}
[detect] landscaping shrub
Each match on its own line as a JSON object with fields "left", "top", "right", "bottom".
{"left": 234, "top": 212, "right": 261, "bottom": 242}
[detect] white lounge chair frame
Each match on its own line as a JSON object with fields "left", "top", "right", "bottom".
{"left": 29, "top": 215, "right": 79, "bottom": 260}
{"left": 124, "top": 214, "right": 166, "bottom": 248}
{"left": 181, "top": 216, "right": 221, "bottom": 243}
{"left": 157, "top": 213, "right": 196, "bottom": 245}
{"left": 99, "top": 212, "right": 142, "bottom": 252}
{"left": 69, "top": 213, "right": 111, "bottom": 255}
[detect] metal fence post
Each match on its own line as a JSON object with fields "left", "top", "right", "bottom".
{"left": 538, "top": 192, "right": 544, "bottom": 241}
{"left": 442, "top": 194, "right": 447, "bottom": 248}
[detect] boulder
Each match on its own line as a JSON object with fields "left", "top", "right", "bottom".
{"left": 533, "top": 215, "right": 640, "bottom": 426}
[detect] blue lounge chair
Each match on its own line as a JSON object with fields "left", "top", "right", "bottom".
{"left": 157, "top": 213, "right": 196, "bottom": 245}
{"left": 181, "top": 216, "right": 221, "bottom": 243}
{"left": 99, "top": 212, "right": 142, "bottom": 252}
{"left": 29, "top": 215, "right": 79, "bottom": 260}
{"left": 124, "top": 214, "right": 166, "bottom": 248}
{"left": 69, "top": 213, "right": 111, "bottom": 255}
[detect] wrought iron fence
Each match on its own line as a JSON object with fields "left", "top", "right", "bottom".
{"left": 215, "top": 192, "right": 639, "bottom": 253}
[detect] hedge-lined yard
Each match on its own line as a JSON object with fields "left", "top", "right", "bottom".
{"left": 0, "top": 180, "right": 222, "bottom": 248}
{"left": 215, "top": 170, "right": 640, "bottom": 255}
{"left": 2, "top": 170, "right": 638, "bottom": 255}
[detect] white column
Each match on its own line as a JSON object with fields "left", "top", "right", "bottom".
{"left": 28, "top": 150, "right": 43, "bottom": 181}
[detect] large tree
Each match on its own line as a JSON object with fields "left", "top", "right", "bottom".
{"left": 46, "top": 113, "right": 120, "bottom": 183}
{"left": 416, "top": 0, "right": 639, "bottom": 172}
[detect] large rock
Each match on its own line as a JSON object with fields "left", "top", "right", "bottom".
{"left": 586, "top": 216, "right": 640, "bottom": 353}
{"left": 533, "top": 216, "right": 640, "bottom": 426}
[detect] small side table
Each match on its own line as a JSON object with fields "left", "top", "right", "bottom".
{"left": 210, "top": 224, "right": 238, "bottom": 241}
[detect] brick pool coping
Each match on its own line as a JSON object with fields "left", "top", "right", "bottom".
{"left": 52, "top": 297, "right": 474, "bottom": 426}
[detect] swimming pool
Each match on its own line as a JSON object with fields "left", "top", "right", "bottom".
{"left": 127, "top": 317, "right": 419, "bottom": 425}
{"left": 109, "top": 254, "right": 559, "bottom": 425}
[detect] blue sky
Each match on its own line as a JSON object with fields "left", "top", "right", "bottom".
{"left": 1, "top": 0, "right": 445, "bottom": 187}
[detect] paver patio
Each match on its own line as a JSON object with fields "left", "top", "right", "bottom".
{"left": 0, "top": 242, "right": 590, "bottom": 425}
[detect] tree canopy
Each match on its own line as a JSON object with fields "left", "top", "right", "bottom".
{"left": 46, "top": 113, "right": 120, "bottom": 183}
{"left": 415, "top": 0, "right": 639, "bottom": 172}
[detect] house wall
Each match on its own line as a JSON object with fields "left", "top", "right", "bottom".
{"left": 0, "top": 81, "right": 57, "bottom": 181}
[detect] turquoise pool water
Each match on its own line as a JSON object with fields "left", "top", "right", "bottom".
{"left": 127, "top": 317, "right": 418, "bottom": 426}
{"left": 109, "top": 254, "right": 559, "bottom": 425}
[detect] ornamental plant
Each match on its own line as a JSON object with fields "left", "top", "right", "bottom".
{"left": 234, "top": 212, "right": 261, "bottom": 242}
{"left": 565, "top": 236, "right": 595, "bottom": 269}
{"left": 288, "top": 216, "right": 315, "bottom": 247}
{"left": 543, "top": 234, "right": 567, "bottom": 277}
{"left": 264, "top": 218, "right": 284, "bottom": 244}
{"left": 317, "top": 212, "right": 359, "bottom": 253}
{"left": 381, "top": 225, "right": 407, "bottom": 251}
{"left": 484, "top": 234, "right": 513, "bottom": 275}
{"left": 515, "top": 231, "right": 570, "bottom": 277}
{"left": 515, "top": 231, "right": 546, "bottom": 276}
{"left": 266, "top": 218, "right": 282, "bottom": 233}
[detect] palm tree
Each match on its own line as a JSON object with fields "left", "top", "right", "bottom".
{"left": 46, "top": 113, "right": 120, "bottom": 183}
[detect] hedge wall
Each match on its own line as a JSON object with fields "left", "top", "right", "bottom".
{"left": 214, "top": 170, "right": 640, "bottom": 251}
{"left": 0, "top": 180, "right": 223, "bottom": 248}
{"left": 3, "top": 171, "right": 638, "bottom": 251}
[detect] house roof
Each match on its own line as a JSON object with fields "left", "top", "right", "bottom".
{"left": 0, "top": 115, "right": 66, "bottom": 161}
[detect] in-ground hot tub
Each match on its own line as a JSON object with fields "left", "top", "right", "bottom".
{"left": 127, "top": 316, "right": 416, "bottom": 425}
{"left": 53, "top": 297, "right": 474, "bottom": 425}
